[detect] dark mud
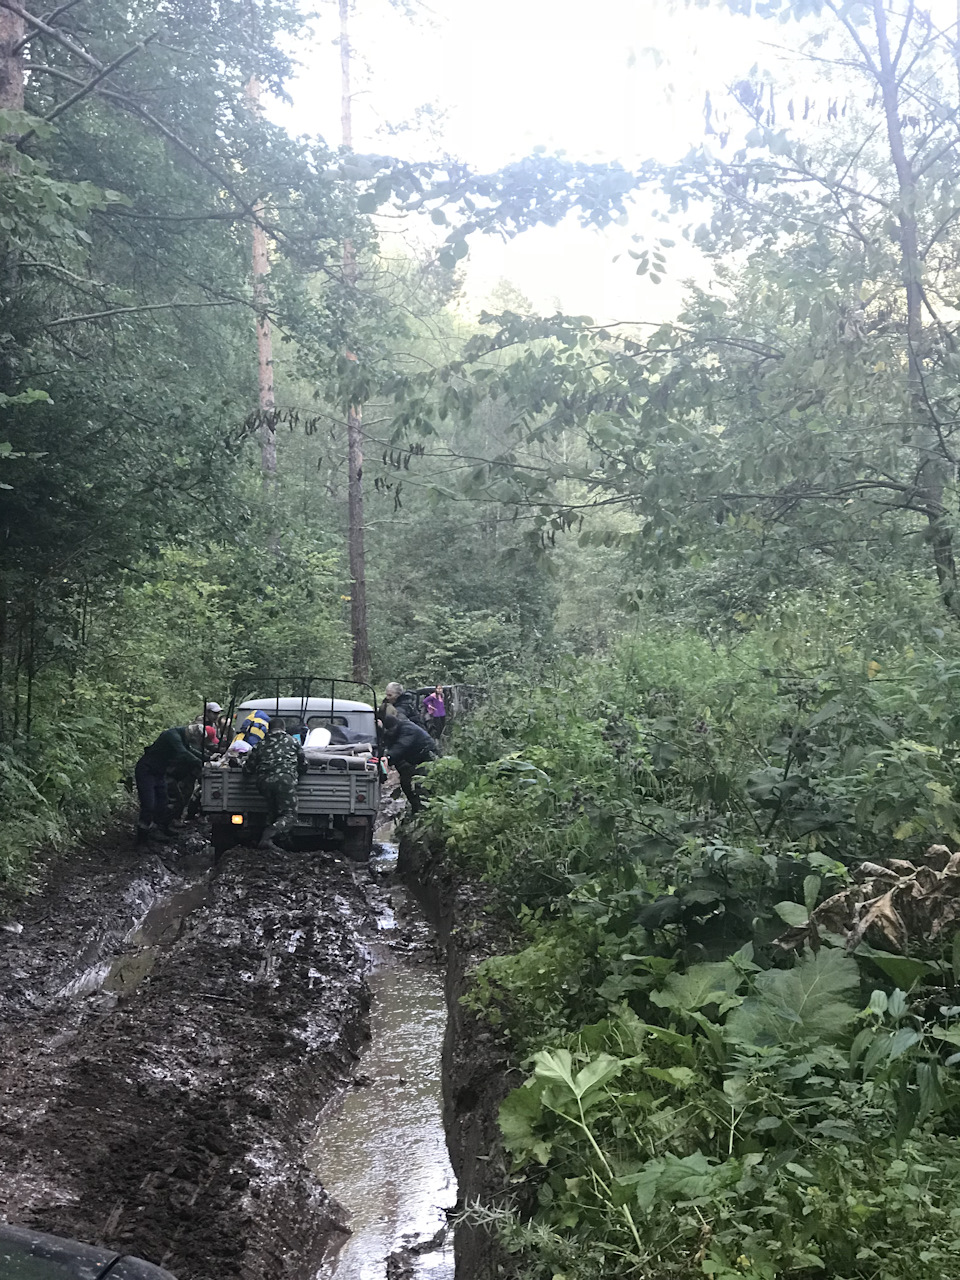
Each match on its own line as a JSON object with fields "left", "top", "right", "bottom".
{"left": 0, "top": 822, "right": 374, "bottom": 1280}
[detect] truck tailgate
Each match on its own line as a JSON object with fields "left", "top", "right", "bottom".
{"left": 203, "top": 766, "right": 379, "bottom": 815}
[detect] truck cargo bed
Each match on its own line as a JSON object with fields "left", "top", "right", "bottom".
{"left": 202, "top": 763, "right": 379, "bottom": 816}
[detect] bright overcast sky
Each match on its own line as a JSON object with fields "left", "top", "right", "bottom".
{"left": 273, "top": 0, "right": 775, "bottom": 319}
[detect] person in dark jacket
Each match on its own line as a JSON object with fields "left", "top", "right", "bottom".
{"left": 242, "top": 718, "right": 308, "bottom": 850}
{"left": 134, "top": 724, "right": 203, "bottom": 845}
{"left": 381, "top": 711, "right": 438, "bottom": 812}
{"left": 382, "top": 681, "right": 424, "bottom": 726}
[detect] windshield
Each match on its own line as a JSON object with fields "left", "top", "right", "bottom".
{"left": 235, "top": 709, "right": 377, "bottom": 743}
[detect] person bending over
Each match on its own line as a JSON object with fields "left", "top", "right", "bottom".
{"left": 134, "top": 723, "right": 203, "bottom": 845}
{"left": 242, "top": 717, "right": 307, "bottom": 851}
{"left": 381, "top": 711, "right": 438, "bottom": 813}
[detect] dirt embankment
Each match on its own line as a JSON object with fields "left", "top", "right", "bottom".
{"left": 0, "top": 824, "right": 375, "bottom": 1279}
{"left": 399, "top": 833, "right": 520, "bottom": 1280}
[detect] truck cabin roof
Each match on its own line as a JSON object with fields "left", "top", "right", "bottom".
{"left": 237, "top": 696, "right": 374, "bottom": 716}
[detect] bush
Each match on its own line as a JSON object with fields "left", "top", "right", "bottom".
{"left": 424, "top": 619, "right": 960, "bottom": 1280}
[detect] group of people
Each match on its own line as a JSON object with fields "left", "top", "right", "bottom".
{"left": 382, "top": 681, "right": 447, "bottom": 740}
{"left": 133, "top": 680, "right": 451, "bottom": 847}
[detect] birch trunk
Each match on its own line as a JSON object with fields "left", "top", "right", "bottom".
{"left": 245, "top": 75, "right": 277, "bottom": 490}
{"left": 340, "top": 0, "right": 371, "bottom": 682}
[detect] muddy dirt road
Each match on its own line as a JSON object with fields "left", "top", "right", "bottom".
{"left": 0, "top": 824, "right": 379, "bottom": 1279}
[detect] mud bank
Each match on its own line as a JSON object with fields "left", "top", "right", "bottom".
{"left": 398, "top": 834, "right": 520, "bottom": 1280}
{"left": 0, "top": 824, "right": 373, "bottom": 1280}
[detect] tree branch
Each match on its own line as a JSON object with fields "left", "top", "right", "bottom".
{"left": 11, "top": 9, "right": 277, "bottom": 242}
{"left": 891, "top": 0, "right": 916, "bottom": 73}
{"left": 0, "top": 0, "right": 101, "bottom": 69}
{"left": 45, "top": 299, "right": 236, "bottom": 328}
{"left": 11, "top": 0, "right": 82, "bottom": 53}
{"left": 19, "top": 37, "right": 153, "bottom": 146}
{"left": 823, "top": 0, "right": 882, "bottom": 79}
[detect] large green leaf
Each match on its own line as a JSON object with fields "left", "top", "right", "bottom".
{"left": 726, "top": 948, "right": 859, "bottom": 1048}
{"left": 531, "top": 1048, "right": 576, "bottom": 1091}
{"left": 855, "top": 944, "right": 936, "bottom": 988}
{"left": 649, "top": 960, "right": 744, "bottom": 1018}
{"left": 774, "top": 900, "right": 810, "bottom": 928}
{"left": 571, "top": 1053, "right": 623, "bottom": 1102}
{"left": 619, "top": 1153, "right": 740, "bottom": 1210}
{"left": 499, "top": 1081, "right": 551, "bottom": 1164}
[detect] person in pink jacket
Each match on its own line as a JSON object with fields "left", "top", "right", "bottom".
{"left": 422, "top": 684, "right": 446, "bottom": 740}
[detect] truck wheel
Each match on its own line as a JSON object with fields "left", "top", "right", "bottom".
{"left": 341, "top": 820, "right": 372, "bottom": 863}
{"left": 210, "top": 821, "right": 234, "bottom": 862}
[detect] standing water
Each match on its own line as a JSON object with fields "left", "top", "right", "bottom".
{"left": 309, "top": 844, "right": 456, "bottom": 1280}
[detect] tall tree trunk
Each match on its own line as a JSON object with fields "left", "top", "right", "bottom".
{"left": 245, "top": 75, "right": 277, "bottom": 491}
{"left": 872, "top": 0, "right": 960, "bottom": 618}
{"left": 340, "top": 0, "right": 371, "bottom": 683}
{"left": 0, "top": 5, "right": 24, "bottom": 390}
{"left": 0, "top": 9, "right": 24, "bottom": 734}
{"left": 347, "top": 400, "right": 370, "bottom": 682}
{"left": 0, "top": 6, "right": 24, "bottom": 111}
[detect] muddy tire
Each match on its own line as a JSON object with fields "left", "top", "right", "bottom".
{"left": 210, "top": 818, "right": 235, "bottom": 861}
{"left": 341, "top": 819, "right": 373, "bottom": 863}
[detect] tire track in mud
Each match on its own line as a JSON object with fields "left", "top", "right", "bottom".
{"left": 0, "top": 826, "right": 374, "bottom": 1280}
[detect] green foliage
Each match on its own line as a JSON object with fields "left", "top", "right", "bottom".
{"left": 0, "top": 0, "right": 360, "bottom": 885}
{"left": 382, "top": 1, "right": 960, "bottom": 633}
{"left": 426, "top": 618, "right": 960, "bottom": 1279}
{"left": 491, "top": 989, "right": 960, "bottom": 1280}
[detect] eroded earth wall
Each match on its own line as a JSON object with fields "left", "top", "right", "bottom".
{"left": 399, "top": 833, "right": 517, "bottom": 1280}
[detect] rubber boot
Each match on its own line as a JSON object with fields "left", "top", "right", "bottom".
{"left": 148, "top": 824, "right": 174, "bottom": 845}
{"left": 135, "top": 824, "right": 151, "bottom": 847}
{"left": 258, "top": 823, "right": 278, "bottom": 850}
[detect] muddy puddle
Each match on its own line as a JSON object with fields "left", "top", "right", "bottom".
{"left": 310, "top": 844, "right": 456, "bottom": 1280}
{"left": 56, "top": 877, "right": 212, "bottom": 1000}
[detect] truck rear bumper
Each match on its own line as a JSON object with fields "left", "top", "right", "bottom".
{"left": 208, "top": 811, "right": 375, "bottom": 860}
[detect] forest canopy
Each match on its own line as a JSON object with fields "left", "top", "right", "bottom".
{"left": 5, "top": 1, "right": 960, "bottom": 1278}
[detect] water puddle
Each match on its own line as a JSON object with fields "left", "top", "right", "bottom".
{"left": 56, "top": 879, "right": 211, "bottom": 1000}
{"left": 309, "top": 884, "right": 456, "bottom": 1280}
{"left": 371, "top": 841, "right": 399, "bottom": 870}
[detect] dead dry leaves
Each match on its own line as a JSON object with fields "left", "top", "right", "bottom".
{"left": 778, "top": 845, "right": 960, "bottom": 955}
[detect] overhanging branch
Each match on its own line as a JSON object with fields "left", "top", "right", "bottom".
{"left": 45, "top": 299, "right": 236, "bottom": 327}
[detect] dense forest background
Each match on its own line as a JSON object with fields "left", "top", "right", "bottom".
{"left": 0, "top": 0, "right": 633, "bottom": 874}
{"left": 6, "top": 0, "right": 960, "bottom": 875}
{"left": 6, "top": 2, "right": 960, "bottom": 1273}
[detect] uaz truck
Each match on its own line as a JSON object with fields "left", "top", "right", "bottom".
{"left": 201, "top": 682, "right": 382, "bottom": 861}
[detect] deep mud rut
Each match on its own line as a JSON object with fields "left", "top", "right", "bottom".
{"left": 0, "top": 821, "right": 392, "bottom": 1279}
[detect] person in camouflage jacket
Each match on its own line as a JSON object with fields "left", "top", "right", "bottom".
{"left": 242, "top": 718, "right": 308, "bottom": 849}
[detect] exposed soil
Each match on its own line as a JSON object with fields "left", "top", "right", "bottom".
{"left": 0, "top": 820, "right": 376, "bottom": 1279}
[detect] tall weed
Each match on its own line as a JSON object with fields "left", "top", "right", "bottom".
{"left": 425, "top": 619, "right": 960, "bottom": 1279}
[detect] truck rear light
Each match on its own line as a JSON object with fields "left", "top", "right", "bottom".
{"left": 231, "top": 814, "right": 244, "bottom": 825}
